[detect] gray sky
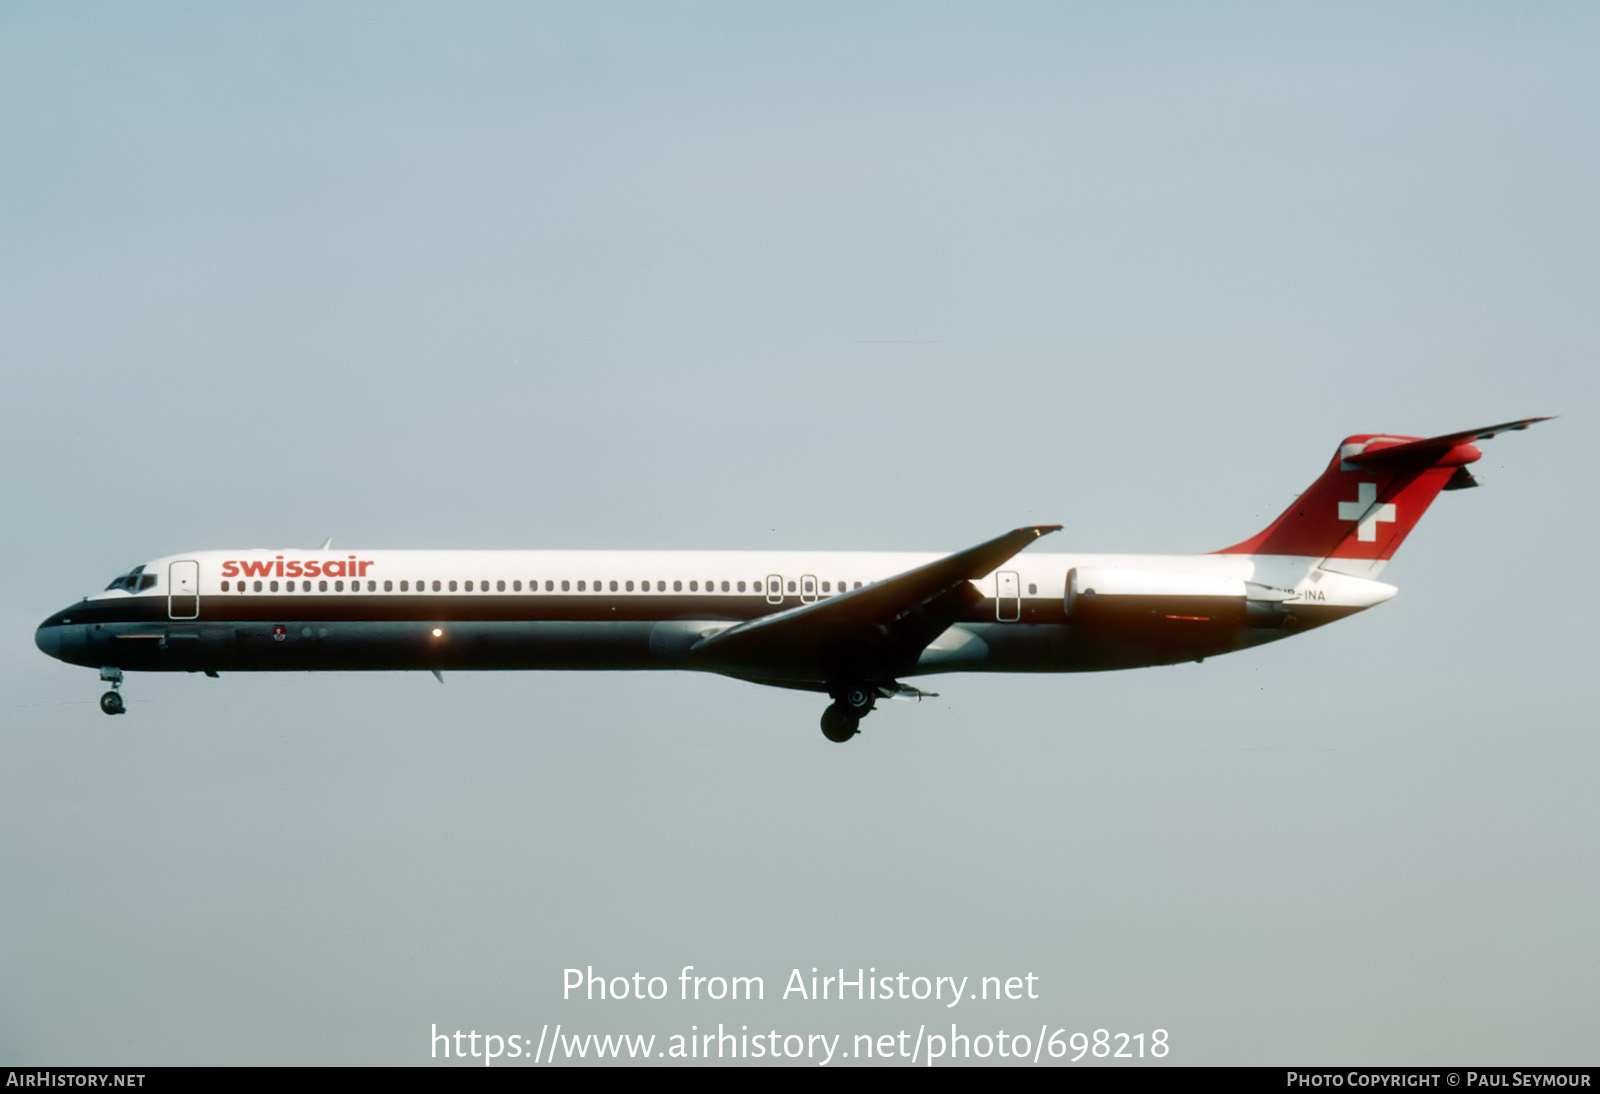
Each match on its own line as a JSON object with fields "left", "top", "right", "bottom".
{"left": 2, "top": 1, "right": 1595, "bottom": 1066}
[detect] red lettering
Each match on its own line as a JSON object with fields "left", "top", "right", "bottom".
{"left": 220, "top": 558, "right": 373, "bottom": 579}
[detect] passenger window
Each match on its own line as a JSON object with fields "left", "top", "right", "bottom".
{"left": 270, "top": 580, "right": 279, "bottom": 592}
{"left": 432, "top": 580, "right": 441, "bottom": 592}
{"left": 498, "top": 580, "right": 506, "bottom": 592}
{"left": 319, "top": 580, "right": 328, "bottom": 592}
{"left": 1028, "top": 583, "right": 1037, "bottom": 595}
{"left": 513, "top": 580, "right": 522, "bottom": 591}
{"left": 737, "top": 580, "right": 745, "bottom": 593}
{"left": 787, "top": 580, "right": 796, "bottom": 593}
{"left": 448, "top": 580, "right": 457, "bottom": 592}
{"left": 674, "top": 580, "right": 683, "bottom": 592}
{"left": 657, "top": 581, "right": 666, "bottom": 592}
{"left": 609, "top": 580, "right": 618, "bottom": 592}
{"left": 561, "top": 580, "right": 570, "bottom": 592}
{"left": 384, "top": 580, "right": 393, "bottom": 592}
{"left": 336, "top": 580, "right": 345, "bottom": 592}
{"left": 578, "top": 580, "right": 586, "bottom": 592}
{"left": 625, "top": 580, "right": 634, "bottom": 592}
{"left": 721, "top": 580, "right": 730, "bottom": 592}
{"left": 690, "top": 580, "right": 698, "bottom": 592}
{"left": 253, "top": 580, "right": 263, "bottom": 592}
{"left": 221, "top": 580, "right": 230, "bottom": 592}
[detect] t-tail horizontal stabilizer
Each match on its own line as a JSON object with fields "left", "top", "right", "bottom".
{"left": 1217, "top": 417, "right": 1550, "bottom": 575}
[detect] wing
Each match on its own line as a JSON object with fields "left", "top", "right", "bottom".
{"left": 690, "top": 524, "right": 1061, "bottom": 685}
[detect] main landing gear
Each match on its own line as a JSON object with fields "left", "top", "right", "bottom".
{"left": 99, "top": 666, "right": 125, "bottom": 716}
{"left": 820, "top": 685, "right": 878, "bottom": 743}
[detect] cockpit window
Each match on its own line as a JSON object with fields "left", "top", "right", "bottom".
{"left": 104, "top": 564, "right": 151, "bottom": 592}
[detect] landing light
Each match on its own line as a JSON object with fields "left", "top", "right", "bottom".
{"left": 432, "top": 628, "right": 443, "bottom": 638}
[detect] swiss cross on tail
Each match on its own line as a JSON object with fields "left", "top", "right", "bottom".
{"left": 1337, "top": 482, "right": 1397, "bottom": 542}
{"left": 1216, "top": 417, "right": 1551, "bottom": 567}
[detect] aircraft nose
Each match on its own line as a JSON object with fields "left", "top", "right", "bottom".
{"left": 35, "top": 622, "right": 62, "bottom": 660}
{"left": 37, "top": 615, "right": 99, "bottom": 668}
{"left": 35, "top": 616, "right": 90, "bottom": 665}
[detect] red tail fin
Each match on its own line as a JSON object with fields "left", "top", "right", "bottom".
{"left": 1216, "top": 418, "right": 1550, "bottom": 564}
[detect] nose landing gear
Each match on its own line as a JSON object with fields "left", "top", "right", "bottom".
{"left": 99, "top": 666, "right": 126, "bottom": 716}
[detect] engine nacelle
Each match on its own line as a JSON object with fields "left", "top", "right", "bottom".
{"left": 1066, "top": 567, "right": 1248, "bottom": 627}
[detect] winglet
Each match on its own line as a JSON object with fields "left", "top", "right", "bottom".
{"left": 319, "top": 536, "right": 333, "bottom": 550}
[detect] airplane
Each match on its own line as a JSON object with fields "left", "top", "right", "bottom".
{"left": 34, "top": 418, "right": 1548, "bottom": 742}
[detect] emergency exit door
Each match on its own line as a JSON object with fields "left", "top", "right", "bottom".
{"left": 996, "top": 570, "right": 1020, "bottom": 622}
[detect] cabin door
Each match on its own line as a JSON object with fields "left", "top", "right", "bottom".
{"left": 168, "top": 560, "right": 200, "bottom": 619}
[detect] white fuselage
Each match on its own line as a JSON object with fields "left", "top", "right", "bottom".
{"left": 37, "top": 546, "right": 1397, "bottom": 687}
